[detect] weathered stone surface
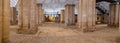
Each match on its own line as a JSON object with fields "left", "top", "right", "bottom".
{"left": 78, "top": 0, "right": 96, "bottom": 32}
{"left": 41, "top": 9, "right": 45, "bottom": 23}
{"left": 118, "top": 4, "right": 120, "bottom": 43}
{"left": 119, "top": 3, "right": 120, "bottom": 33}
{"left": 109, "top": 3, "right": 119, "bottom": 27}
{"left": 65, "top": 4, "right": 75, "bottom": 26}
{"left": 37, "top": 4, "right": 44, "bottom": 25}
{"left": 0, "top": 0, "right": 10, "bottom": 43}
{"left": 36, "top": 4, "right": 39, "bottom": 26}
{"left": 60, "top": 10, "right": 65, "bottom": 23}
{"left": 11, "top": 7, "right": 17, "bottom": 25}
{"left": 18, "top": 0, "right": 38, "bottom": 34}
{"left": 103, "top": 14, "right": 109, "bottom": 24}
{"left": 0, "top": 0, "right": 2, "bottom": 43}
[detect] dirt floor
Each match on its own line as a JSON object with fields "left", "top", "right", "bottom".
{"left": 10, "top": 22, "right": 119, "bottom": 43}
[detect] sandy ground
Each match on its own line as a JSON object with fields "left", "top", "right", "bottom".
{"left": 10, "top": 23, "right": 119, "bottom": 43}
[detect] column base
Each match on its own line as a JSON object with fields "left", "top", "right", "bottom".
{"left": 64, "top": 25, "right": 76, "bottom": 29}
{"left": 39, "top": 22, "right": 45, "bottom": 26}
{"left": 39, "top": 24, "right": 43, "bottom": 26}
{"left": 82, "top": 28, "right": 96, "bottom": 33}
{"left": 2, "top": 39, "right": 10, "bottom": 43}
{"left": 10, "top": 22, "right": 17, "bottom": 25}
{"left": 11, "top": 22, "right": 17, "bottom": 25}
{"left": 116, "top": 37, "right": 120, "bottom": 43}
{"left": 17, "top": 28, "right": 38, "bottom": 34}
{"left": 66, "top": 23, "right": 75, "bottom": 26}
{"left": 60, "top": 21, "right": 65, "bottom": 23}
{"left": 77, "top": 26, "right": 96, "bottom": 33}
{"left": 108, "top": 24, "right": 119, "bottom": 27}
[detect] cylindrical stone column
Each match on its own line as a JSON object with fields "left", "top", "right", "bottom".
{"left": 65, "top": 4, "right": 75, "bottom": 26}
{"left": 92, "top": 0, "right": 96, "bottom": 29}
{"left": 78, "top": 0, "right": 96, "bottom": 32}
{"left": 119, "top": 3, "right": 120, "bottom": 33}
{"left": 38, "top": 4, "right": 44, "bottom": 25}
{"left": 0, "top": 0, "right": 3, "bottom": 42}
{"left": 103, "top": 14, "right": 109, "bottom": 24}
{"left": 41, "top": 9, "right": 45, "bottom": 23}
{"left": 109, "top": 3, "right": 119, "bottom": 27}
{"left": 0, "top": 0, "right": 10, "bottom": 43}
{"left": 60, "top": 10, "right": 65, "bottom": 23}
{"left": 114, "top": 3, "right": 119, "bottom": 27}
{"left": 118, "top": 3, "right": 120, "bottom": 41}
{"left": 11, "top": 7, "right": 17, "bottom": 25}
{"left": 18, "top": 0, "right": 38, "bottom": 34}
{"left": 36, "top": 4, "right": 39, "bottom": 26}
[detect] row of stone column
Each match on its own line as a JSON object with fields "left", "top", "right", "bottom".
{"left": 109, "top": 2, "right": 119, "bottom": 27}
{"left": 0, "top": 0, "right": 10, "bottom": 43}
{"left": 0, "top": 0, "right": 45, "bottom": 42}
{"left": 60, "top": 0, "right": 96, "bottom": 32}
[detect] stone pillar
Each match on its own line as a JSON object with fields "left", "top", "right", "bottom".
{"left": 103, "top": 14, "right": 109, "bottom": 24}
{"left": 109, "top": 3, "right": 119, "bottom": 27}
{"left": 11, "top": 7, "right": 17, "bottom": 25}
{"left": 60, "top": 10, "right": 65, "bottom": 23}
{"left": 119, "top": 3, "right": 120, "bottom": 32}
{"left": 18, "top": 0, "right": 38, "bottom": 34}
{"left": 41, "top": 9, "right": 45, "bottom": 23}
{"left": 37, "top": 4, "right": 44, "bottom": 25}
{"left": 118, "top": 5, "right": 120, "bottom": 43}
{"left": 0, "top": 0, "right": 10, "bottom": 43}
{"left": 0, "top": 0, "right": 3, "bottom": 42}
{"left": 78, "top": 0, "right": 96, "bottom": 32}
{"left": 65, "top": 4, "right": 75, "bottom": 26}
{"left": 36, "top": 4, "right": 39, "bottom": 26}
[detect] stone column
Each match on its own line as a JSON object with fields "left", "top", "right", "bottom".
{"left": 11, "top": 7, "right": 17, "bottom": 25}
{"left": 60, "top": 10, "right": 65, "bottom": 23}
{"left": 103, "top": 14, "right": 109, "bottom": 24}
{"left": 18, "top": 0, "right": 38, "bottom": 34}
{"left": 78, "top": 0, "right": 96, "bottom": 32}
{"left": 36, "top": 4, "right": 39, "bottom": 26}
{"left": 119, "top": 3, "right": 120, "bottom": 31}
{"left": 65, "top": 4, "right": 75, "bottom": 26}
{"left": 109, "top": 3, "right": 119, "bottom": 27}
{"left": 41, "top": 9, "right": 45, "bottom": 23}
{"left": 118, "top": 4, "right": 120, "bottom": 42}
{"left": 0, "top": 0, "right": 10, "bottom": 43}
{"left": 0, "top": 0, "right": 3, "bottom": 42}
{"left": 37, "top": 4, "right": 44, "bottom": 25}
